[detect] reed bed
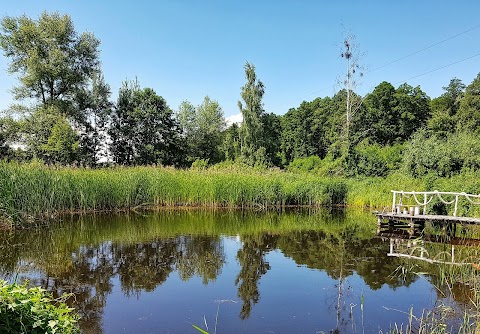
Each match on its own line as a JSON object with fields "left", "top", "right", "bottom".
{"left": 3, "top": 161, "right": 480, "bottom": 226}
{"left": 0, "top": 162, "right": 348, "bottom": 225}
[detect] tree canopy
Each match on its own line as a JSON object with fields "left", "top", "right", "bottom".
{"left": 1, "top": 12, "right": 480, "bottom": 178}
{"left": 0, "top": 11, "right": 100, "bottom": 113}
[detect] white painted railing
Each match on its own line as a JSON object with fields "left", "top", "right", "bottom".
{"left": 391, "top": 190, "right": 480, "bottom": 216}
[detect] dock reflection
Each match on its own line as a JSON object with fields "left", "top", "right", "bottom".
{"left": 376, "top": 229, "right": 480, "bottom": 266}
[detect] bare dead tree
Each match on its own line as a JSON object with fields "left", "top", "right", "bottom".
{"left": 338, "top": 31, "right": 365, "bottom": 150}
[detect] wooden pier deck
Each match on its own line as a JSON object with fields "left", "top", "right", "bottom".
{"left": 375, "top": 190, "right": 480, "bottom": 235}
{"left": 376, "top": 212, "right": 480, "bottom": 225}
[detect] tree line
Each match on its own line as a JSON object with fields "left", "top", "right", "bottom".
{"left": 1, "top": 12, "right": 479, "bottom": 178}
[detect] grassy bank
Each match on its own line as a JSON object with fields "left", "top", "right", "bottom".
{"left": 347, "top": 170, "right": 480, "bottom": 217}
{"left": 2, "top": 161, "right": 480, "bottom": 226}
{"left": 0, "top": 162, "right": 348, "bottom": 225}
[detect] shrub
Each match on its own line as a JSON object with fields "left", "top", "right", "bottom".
{"left": 0, "top": 280, "right": 80, "bottom": 333}
{"left": 190, "top": 158, "right": 209, "bottom": 170}
{"left": 348, "top": 141, "right": 404, "bottom": 177}
{"left": 287, "top": 156, "right": 323, "bottom": 172}
{"left": 402, "top": 130, "right": 480, "bottom": 177}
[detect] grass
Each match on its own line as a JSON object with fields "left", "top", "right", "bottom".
{"left": 0, "top": 161, "right": 349, "bottom": 226}
{"left": 2, "top": 161, "right": 480, "bottom": 227}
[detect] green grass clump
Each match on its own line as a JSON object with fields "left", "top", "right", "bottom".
{"left": 0, "top": 162, "right": 349, "bottom": 225}
{"left": 2, "top": 161, "right": 480, "bottom": 226}
{"left": 0, "top": 280, "right": 80, "bottom": 334}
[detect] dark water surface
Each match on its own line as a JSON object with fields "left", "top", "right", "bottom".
{"left": 0, "top": 209, "right": 476, "bottom": 333}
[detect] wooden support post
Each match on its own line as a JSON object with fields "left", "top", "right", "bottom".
{"left": 423, "top": 194, "right": 427, "bottom": 215}
{"left": 392, "top": 192, "right": 397, "bottom": 213}
{"left": 409, "top": 219, "right": 415, "bottom": 237}
{"left": 453, "top": 195, "right": 459, "bottom": 217}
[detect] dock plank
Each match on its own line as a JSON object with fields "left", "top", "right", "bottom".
{"left": 375, "top": 212, "right": 480, "bottom": 225}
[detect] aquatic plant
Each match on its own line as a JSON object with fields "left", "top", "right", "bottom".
{"left": 0, "top": 280, "right": 80, "bottom": 334}
{"left": 0, "top": 162, "right": 349, "bottom": 226}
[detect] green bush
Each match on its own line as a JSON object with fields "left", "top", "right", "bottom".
{"left": 190, "top": 158, "right": 209, "bottom": 170}
{"left": 403, "top": 130, "right": 480, "bottom": 177}
{"left": 287, "top": 156, "right": 323, "bottom": 172}
{"left": 0, "top": 280, "right": 80, "bottom": 334}
{"left": 288, "top": 154, "right": 346, "bottom": 176}
{"left": 349, "top": 141, "right": 404, "bottom": 177}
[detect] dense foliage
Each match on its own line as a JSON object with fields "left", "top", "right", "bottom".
{"left": 0, "top": 11, "right": 479, "bottom": 179}
{"left": 0, "top": 280, "right": 79, "bottom": 334}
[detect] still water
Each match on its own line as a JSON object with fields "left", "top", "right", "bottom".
{"left": 0, "top": 209, "right": 476, "bottom": 333}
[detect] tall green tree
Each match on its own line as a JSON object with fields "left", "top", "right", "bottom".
{"left": 0, "top": 12, "right": 100, "bottom": 115}
{"left": 177, "top": 97, "right": 225, "bottom": 164}
{"left": 194, "top": 96, "right": 225, "bottom": 163}
{"left": 238, "top": 62, "right": 266, "bottom": 163}
{"left": 222, "top": 123, "right": 241, "bottom": 161}
{"left": 74, "top": 73, "right": 113, "bottom": 165}
{"left": 281, "top": 98, "right": 329, "bottom": 165}
{"left": 0, "top": 117, "right": 18, "bottom": 159}
{"left": 41, "top": 115, "right": 80, "bottom": 164}
{"left": 361, "top": 81, "right": 397, "bottom": 145}
{"left": 109, "top": 81, "right": 182, "bottom": 166}
{"left": 260, "top": 112, "right": 282, "bottom": 166}
{"left": 456, "top": 73, "right": 480, "bottom": 133}
{"left": 23, "top": 105, "right": 80, "bottom": 164}
{"left": 393, "top": 83, "right": 430, "bottom": 141}
{"left": 427, "top": 78, "right": 465, "bottom": 137}
{"left": 359, "top": 82, "right": 430, "bottom": 145}
{"left": 177, "top": 100, "right": 196, "bottom": 138}
{"left": 0, "top": 11, "right": 106, "bottom": 165}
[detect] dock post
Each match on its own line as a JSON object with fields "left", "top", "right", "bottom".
{"left": 453, "top": 195, "right": 459, "bottom": 216}
{"left": 392, "top": 191, "right": 396, "bottom": 213}
{"left": 377, "top": 217, "right": 382, "bottom": 234}
{"left": 423, "top": 194, "right": 427, "bottom": 215}
{"left": 409, "top": 219, "right": 415, "bottom": 237}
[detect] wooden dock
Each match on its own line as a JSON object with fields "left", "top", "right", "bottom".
{"left": 376, "top": 212, "right": 480, "bottom": 225}
{"left": 375, "top": 190, "right": 480, "bottom": 236}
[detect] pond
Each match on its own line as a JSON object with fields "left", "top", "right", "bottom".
{"left": 0, "top": 209, "right": 477, "bottom": 333}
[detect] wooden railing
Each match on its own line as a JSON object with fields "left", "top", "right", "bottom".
{"left": 391, "top": 190, "right": 480, "bottom": 216}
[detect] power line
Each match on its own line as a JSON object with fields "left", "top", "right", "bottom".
{"left": 368, "top": 23, "right": 480, "bottom": 74}
{"left": 393, "top": 53, "right": 480, "bottom": 85}
{"left": 270, "top": 23, "right": 480, "bottom": 112}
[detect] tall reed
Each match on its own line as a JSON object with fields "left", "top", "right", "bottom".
{"left": 0, "top": 162, "right": 349, "bottom": 225}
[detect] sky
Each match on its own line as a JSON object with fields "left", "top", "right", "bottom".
{"left": 0, "top": 0, "right": 479, "bottom": 121}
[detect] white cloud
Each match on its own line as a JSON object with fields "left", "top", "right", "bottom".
{"left": 225, "top": 113, "right": 243, "bottom": 126}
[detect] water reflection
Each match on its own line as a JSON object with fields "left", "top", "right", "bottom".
{"left": 0, "top": 209, "right": 476, "bottom": 333}
{"left": 235, "top": 233, "right": 277, "bottom": 319}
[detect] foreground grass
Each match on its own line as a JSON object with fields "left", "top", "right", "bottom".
{"left": 0, "top": 280, "right": 80, "bottom": 334}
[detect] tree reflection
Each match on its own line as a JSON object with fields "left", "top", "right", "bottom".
{"left": 0, "top": 231, "right": 226, "bottom": 334}
{"left": 50, "top": 243, "right": 114, "bottom": 334}
{"left": 277, "top": 228, "right": 417, "bottom": 289}
{"left": 0, "top": 209, "right": 476, "bottom": 333}
{"left": 176, "top": 235, "right": 225, "bottom": 284}
{"left": 235, "top": 233, "right": 277, "bottom": 319}
{"left": 113, "top": 238, "right": 178, "bottom": 295}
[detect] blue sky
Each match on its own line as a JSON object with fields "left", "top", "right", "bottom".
{"left": 0, "top": 1, "right": 479, "bottom": 119}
